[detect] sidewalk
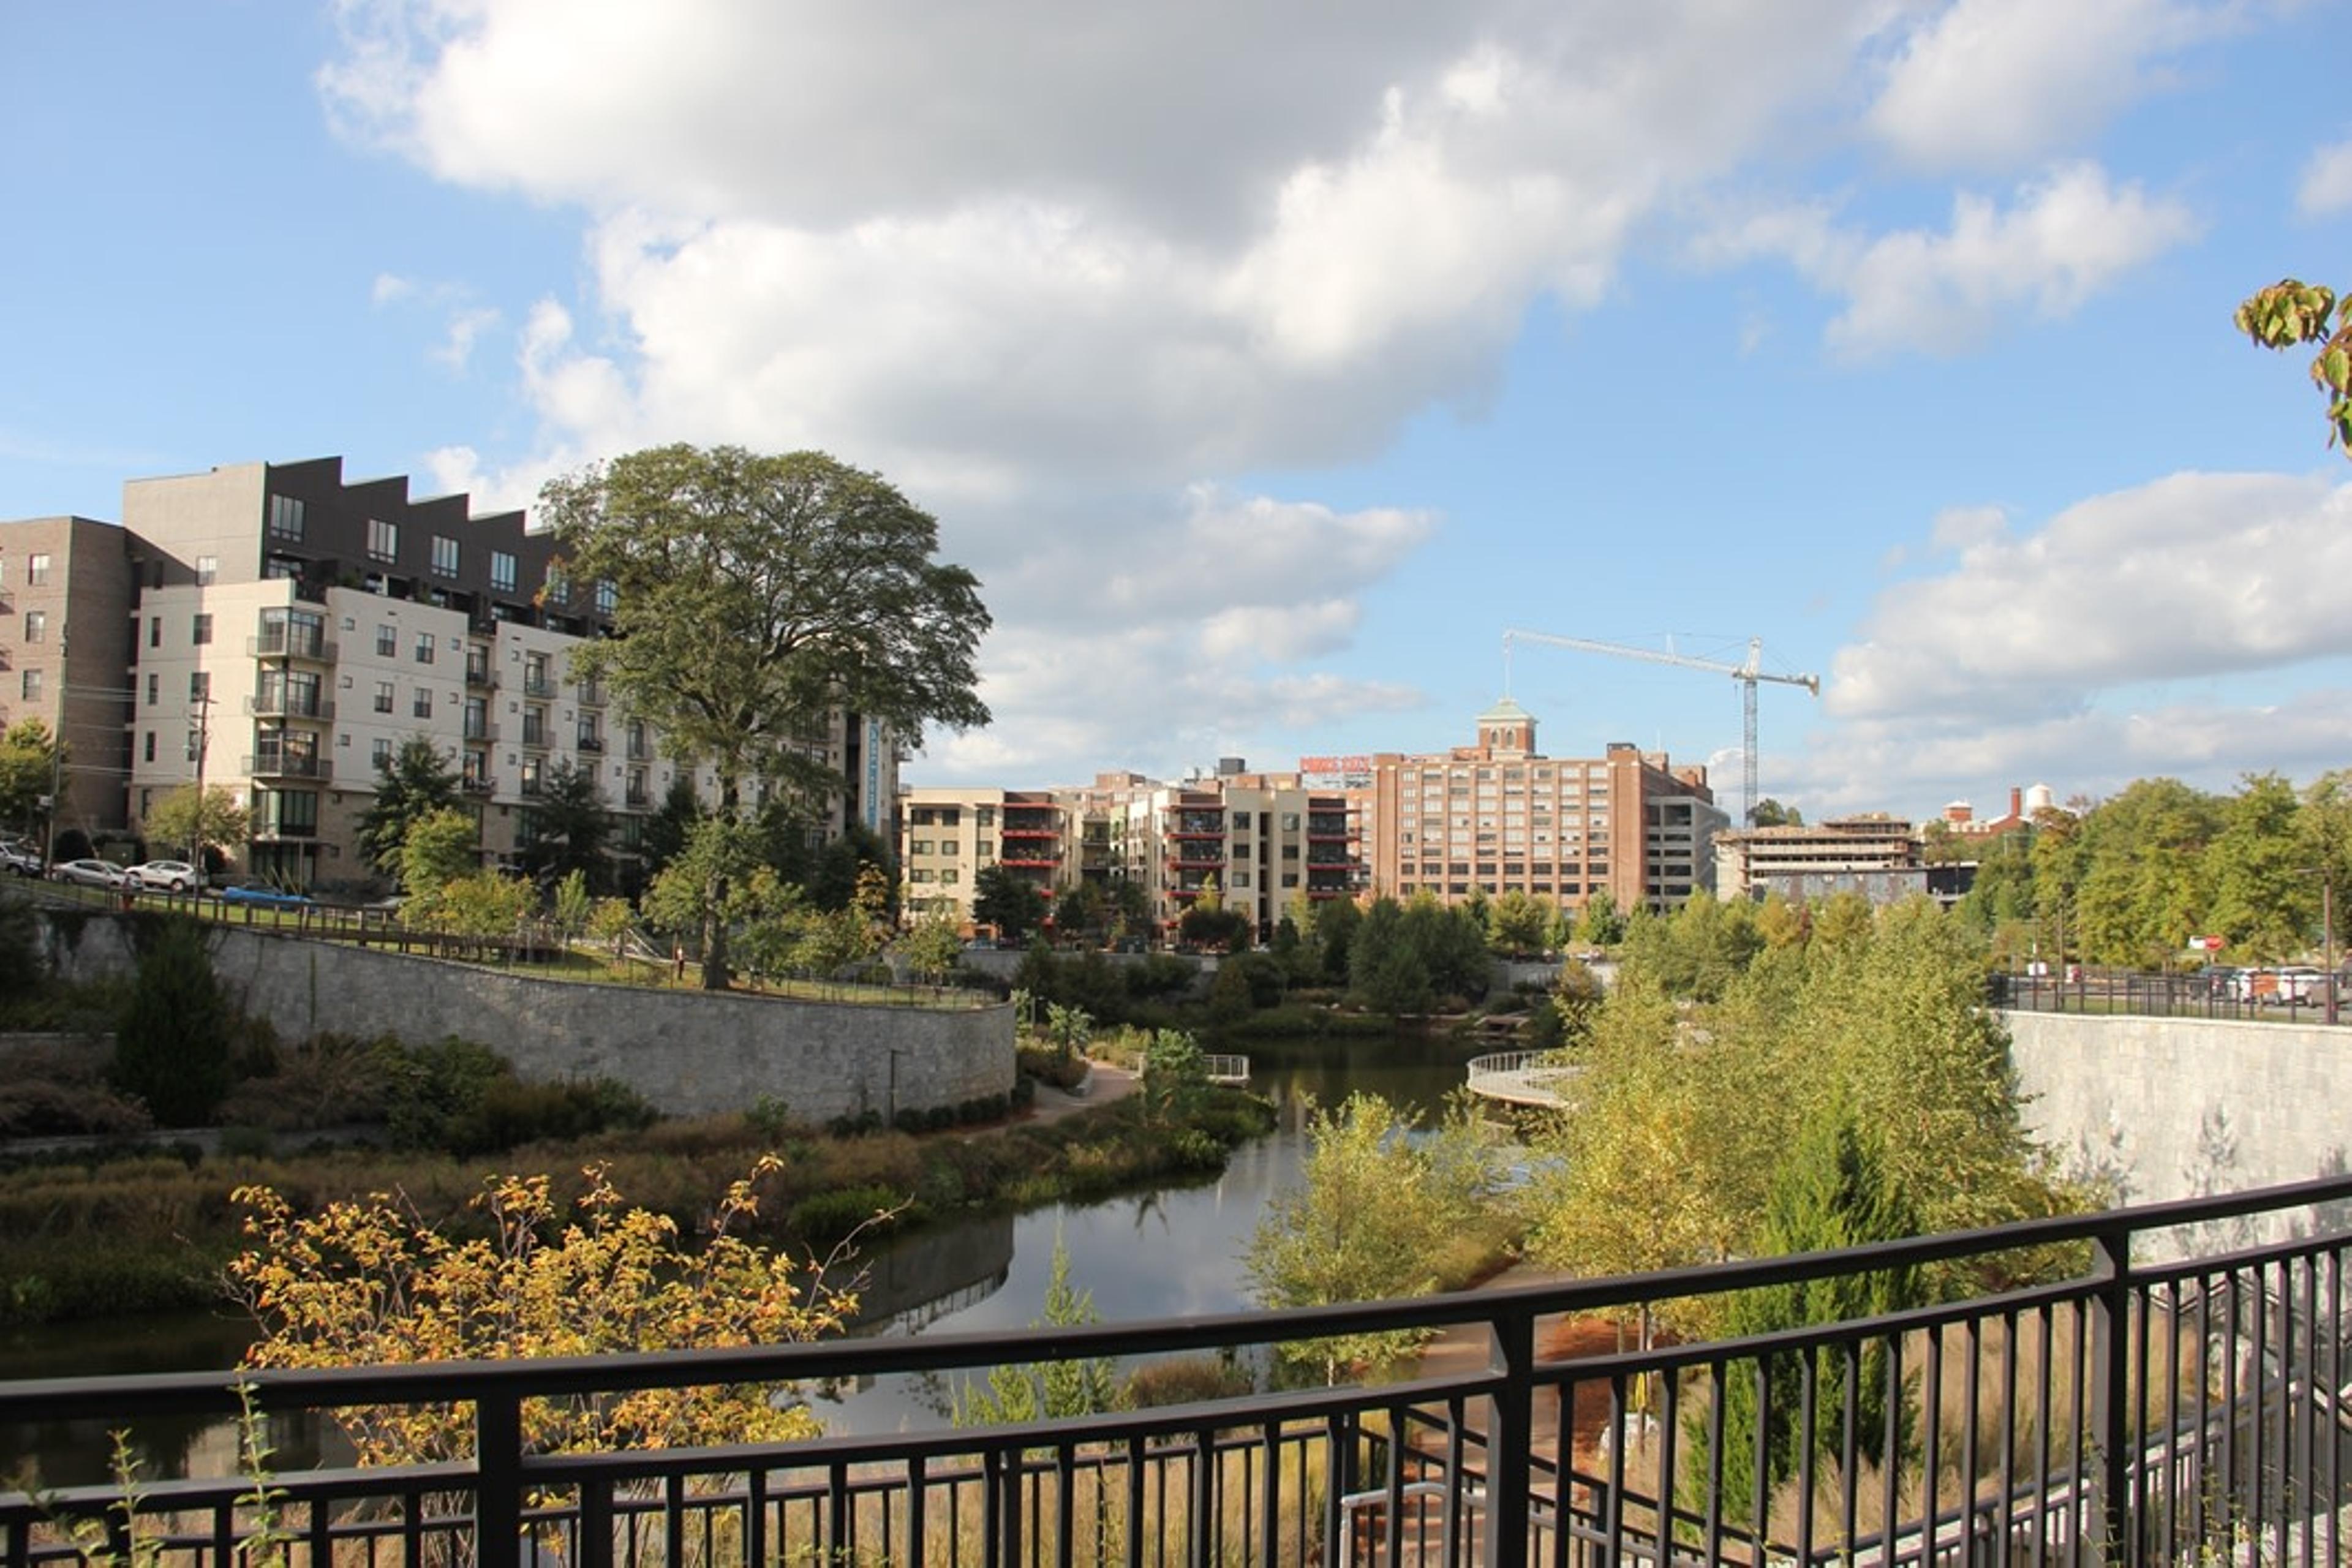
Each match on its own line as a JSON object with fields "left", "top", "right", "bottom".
{"left": 1023, "top": 1058, "right": 1140, "bottom": 1124}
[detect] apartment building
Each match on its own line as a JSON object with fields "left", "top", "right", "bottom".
{"left": 120, "top": 456, "right": 892, "bottom": 888}
{"left": 1713, "top": 813, "right": 1921, "bottom": 902}
{"left": 898, "top": 765, "right": 1365, "bottom": 938}
{"left": 1365, "top": 699, "right": 1727, "bottom": 913}
{"left": 0, "top": 516, "right": 135, "bottom": 848}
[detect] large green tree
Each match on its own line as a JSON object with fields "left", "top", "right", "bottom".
{"left": 520, "top": 757, "right": 611, "bottom": 887}
{"left": 141, "top": 784, "right": 249, "bottom": 870}
{"left": 973, "top": 864, "right": 1048, "bottom": 943}
{"left": 356, "top": 736, "right": 463, "bottom": 877}
{"left": 541, "top": 445, "right": 989, "bottom": 986}
{"left": 0, "top": 718, "right": 62, "bottom": 841}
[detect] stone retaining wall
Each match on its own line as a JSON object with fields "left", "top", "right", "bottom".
{"left": 39, "top": 913, "right": 1014, "bottom": 1123}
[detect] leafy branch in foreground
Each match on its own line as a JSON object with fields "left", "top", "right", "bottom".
{"left": 2236, "top": 277, "right": 2352, "bottom": 456}
{"left": 228, "top": 1159, "right": 866, "bottom": 1464}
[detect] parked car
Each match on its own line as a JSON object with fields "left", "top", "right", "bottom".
{"left": 48, "top": 858, "right": 128, "bottom": 889}
{"left": 217, "top": 879, "right": 312, "bottom": 910}
{"left": 0, "top": 841, "right": 42, "bottom": 876}
{"left": 124, "top": 859, "right": 203, "bottom": 892}
{"left": 2271, "top": 966, "right": 2325, "bottom": 1005}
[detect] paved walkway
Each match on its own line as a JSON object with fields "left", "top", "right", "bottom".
{"left": 1023, "top": 1058, "right": 1139, "bottom": 1124}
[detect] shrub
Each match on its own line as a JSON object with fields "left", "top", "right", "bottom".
{"left": 1125, "top": 1354, "right": 1256, "bottom": 1410}
{"left": 785, "top": 1184, "right": 908, "bottom": 1246}
{"left": 111, "top": 916, "right": 232, "bottom": 1127}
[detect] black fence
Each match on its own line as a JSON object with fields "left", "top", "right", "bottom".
{"left": 4, "top": 1177, "right": 2348, "bottom": 1566}
{"left": 1992, "top": 968, "right": 2349, "bottom": 1026}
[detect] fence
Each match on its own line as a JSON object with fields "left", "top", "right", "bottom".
{"left": 1992, "top": 967, "right": 2349, "bottom": 1026}
{"left": 4, "top": 1176, "right": 2346, "bottom": 1566}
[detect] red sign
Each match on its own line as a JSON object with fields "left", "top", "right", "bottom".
{"left": 2189, "top": 935, "right": 2226, "bottom": 951}
{"left": 1298, "top": 755, "right": 1372, "bottom": 774}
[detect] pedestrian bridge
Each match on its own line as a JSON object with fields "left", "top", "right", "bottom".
{"left": 1202, "top": 1054, "right": 1250, "bottom": 1086}
{"left": 1464, "top": 1049, "right": 1584, "bottom": 1109}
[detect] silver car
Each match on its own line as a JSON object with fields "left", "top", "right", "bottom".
{"left": 48, "top": 858, "right": 128, "bottom": 889}
{"left": 124, "top": 859, "right": 203, "bottom": 892}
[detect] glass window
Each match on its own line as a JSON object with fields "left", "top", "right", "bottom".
{"left": 431, "top": 535, "right": 459, "bottom": 576}
{"left": 595, "top": 579, "right": 617, "bottom": 614}
{"left": 911, "top": 840, "right": 933, "bottom": 856}
{"left": 940, "top": 869, "right": 960, "bottom": 886}
{"left": 26, "top": 554, "right": 50, "bottom": 587}
{"left": 491, "top": 551, "right": 517, "bottom": 592}
{"left": 258, "top": 790, "right": 318, "bottom": 835}
{"left": 373, "top": 738, "right": 393, "bottom": 768}
{"left": 374, "top": 680, "right": 394, "bottom": 714}
{"left": 267, "top": 494, "right": 304, "bottom": 540}
{"left": 368, "top": 518, "right": 398, "bottom": 562}
{"left": 543, "top": 563, "right": 568, "bottom": 604}
{"left": 413, "top": 688, "right": 433, "bottom": 719}
{"left": 145, "top": 673, "right": 158, "bottom": 706}
{"left": 192, "top": 612, "right": 213, "bottom": 645}
{"left": 375, "top": 624, "right": 396, "bottom": 657}
{"left": 143, "top": 732, "right": 156, "bottom": 763}
{"left": 195, "top": 555, "right": 217, "bottom": 586}
{"left": 414, "top": 631, "right": 435, "bottom": 665}
{"left": 149, "top": 616, "right": 161, "bottom": 648}
{"left": 189, "top": 672, "right": 209, "bottom": 702}
{"left": 19, "top": 669, "right": 40, "bottom": 701}
{"left": 20, "top": 610, "right": 42, "bottom": 643}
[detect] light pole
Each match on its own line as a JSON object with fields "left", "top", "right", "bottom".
{"left": 2296, "top": 866, "right": 2338, "bottom": 1026}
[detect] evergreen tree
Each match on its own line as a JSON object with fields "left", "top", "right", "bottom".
{"left": 356, "top": 736, "right": 463, "bottom": 876}
{"left": 111, "top": 917, "right": 232, "bottom": 1127}
{"left": 521, "top": 758, "right": 611, "bottom": 888}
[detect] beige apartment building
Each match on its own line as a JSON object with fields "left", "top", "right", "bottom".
{"left": 119, "top": 456, "right": 893, "bottom": 888}
{"left": 899, "top": 765, "right": 1365, "bottom": 938}
{"left": 0, "top": 516, "right": 135, "bottom": 850}
{"left": 1366, "top": 699, "right": 1727, "bottom": 913}
{"left": 1713, "top": 813, "right": 1920, "bottom": 902}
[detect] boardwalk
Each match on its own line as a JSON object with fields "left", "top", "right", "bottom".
{"left": 1463, "top": 1049, "right": 1583, "bottom": 1109}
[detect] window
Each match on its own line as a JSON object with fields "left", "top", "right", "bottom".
{"left": 910, "top": 840, "right": 933, "bottom": 856}
{"left": 976, "top": 840, "right": 993, "bottom": 858}
{"left": 20, "top": 610, "right": 42, "bottom": 643}
{"left": 145, "top": 673, "right": 158, "bottom": 706}
{"left": 189, "top": 672, "right": 209, "bottom": 702}
{"left": 257, "top": 790, "right": 319, "bottom": 837}
{"left": 26, "top": 554, "right": 49, "bottom": 587}
{"left": 195, "top": 555, "right": 217, "bottom": 586}
{"left": 431, "top": 535, "right": 459, "bottom": 576}
{"left": 149, "top": 616, "right": 161, "bottom": 649}
{"left": 1232, "top": 811, "right": 1251, "bottom": 829}
{"left": 543, "top": 563, "right": 568, "bottom": 604}
{"left": 372, "top": 738, "right": 393, "bottom": 769}
{"left": 939, "top": 869, "right": 960, "bottom": 886}
{"left": 490, "top": 551, "right": 517, "bottom": 592}
{"left": 464, "top": 697, "right": 488, "bottom": 741}
{"left": 20, "top": 669, "right": 40, "bottom": 701}
{"left": 143, "top": 732, "right": 156, "bottom": 763}
{"left": 910, "top": 868, "right": 935, "bottom": 884}
{"left": 414, "top": 630, "right": 435, "bottom": 665}
{"left": 267, "top": 494, "right": 304, "bottom": 540}
{"left": 594, "top": 579, "right": 617, "bottom": 614}
{"left": 192, "top": 613, "right": 213, "bottom": 646}
{"left": 374, "top": 680, "right": 395, "bottom": 714}
{"left": 367, "top": 518, "right": 398, "bottom": 562}
{"left": 413, "top": 688, "right": 434, "bottom": 719}
{"left": 375, "top": 624, "right": 397, "bottom": 657}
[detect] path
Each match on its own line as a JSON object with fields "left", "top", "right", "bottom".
{"left": 1023, "top": 1058, "right": 1140, "bottom": 1125}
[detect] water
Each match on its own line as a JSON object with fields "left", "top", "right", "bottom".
{"left": 0, "top": 1034, "right": 1480, "bottom": 1480}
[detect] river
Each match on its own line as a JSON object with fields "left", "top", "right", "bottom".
{"left": 0, "top": 1035, "right": 1482, "bottom": 1486}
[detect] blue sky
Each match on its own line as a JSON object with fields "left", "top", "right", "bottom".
{"left": 6, "top": 1, "right": 2351, "bottom": 821}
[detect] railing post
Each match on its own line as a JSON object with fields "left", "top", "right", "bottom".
{"left": 476, "top": 1391, "right": 522, "bottom": 1568}
{"left": 1486, "top": 1305, "right": 1535, "bottom": 1568}
{"left": 2090, "top": 1225, "right": 2135, "bottom": 1565}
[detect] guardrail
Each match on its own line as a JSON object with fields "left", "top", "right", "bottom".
{"left": 1465, "top": 1050, "right": 1586, "bottom": 1108}
{"left": 1992, "top": 970, "right": 2351, "bottom": 1025}
{"left": 1, "top": 1177, "right": 2345, "bottom": 1567}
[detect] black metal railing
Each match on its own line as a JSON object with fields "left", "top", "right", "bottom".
{"left": 2, "top": 1178, "right": 2347, "bottom": 1567}
{"left": 1993, "top": 968, "right": 2352, "bottom": 1026}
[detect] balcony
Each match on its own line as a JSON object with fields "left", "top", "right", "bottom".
{"left": 576, "top": 680, "right": 606, "bottom": 707}
{"left": 519, "top": 776, "right": 544, "bottom": 799}
{"left": 243, "top": 750, "right": 330, "bottom": 782}
{"left": 519, "top": 726, "right": 551, "bottom": 751}
{"left": 522, "top": 673, "right": 556, "bottom": 699}
{"left": 465, "top": 664, "right": 499, "bottom": 692}
{"left": 0, "top": 1177, "right": 2347, "bottom": 1568}
{"left": 246, "top": 631, "right": 336, "bottom": 663}
{"left": 576, "top": 733, "right": 606, "bottom": 754}
{"left": 464, "top": 722, "right": 499, "bottom": 745}
{"left": 1000, "top": 852, "right": 1060, "bottom": 869}
{"left": 245, "top": 693, "right": 333, "bottom": 722}
{"left": 1171, "top": 815, "right": 1226, "bottom": 838}
{"left": 624, "top": 786, "right": 649, "bottom": 809}
{"left": 461, "top": 775, "right": 494, "bottom": 797}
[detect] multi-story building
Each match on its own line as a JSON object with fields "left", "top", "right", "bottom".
{"left": 0, "top": 516, "right": 135, "bottom": 851}
{"left": 1365, "top": 699, "right": 1727, "bottom": 914}
{"left": 118, "top": 456, "right": 893, "bottom": 887}
{"left": 1713, "top": 812, "right": 1922, "bottom": 903}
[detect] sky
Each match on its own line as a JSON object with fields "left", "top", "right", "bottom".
{"left": 5, "top": 1, "right": 2351, "bottom": 823}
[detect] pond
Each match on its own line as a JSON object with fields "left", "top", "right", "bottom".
{"left": 0, "top": 1032, "right": 1485, "bottom": 1485}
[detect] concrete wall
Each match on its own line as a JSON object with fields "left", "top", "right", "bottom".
{"left": 2004, "top": 1009, "right": 2352, "bottom": 1253}
{"left": 43, "top": 913, "right": 1014, "bottom": 1123}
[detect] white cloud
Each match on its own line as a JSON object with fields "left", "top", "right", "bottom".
{"left": 2299, "top": 135, "right": 2352, "bottom": 217}
{"left": 370, "top": 271, "right": 416, "bottom": 306}
{"left": 1929, "top": 503, "right": 2008, "bottom": 551}
{"left": 1866, "top": 0, "right": 2230, "bottom": 172}
{"left": 1826, "top": 470, "right": 2352, "bottom": 720}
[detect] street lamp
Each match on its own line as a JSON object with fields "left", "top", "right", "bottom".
{"left": 2298, "top": 866, "right": 2339, "bottom": 1026}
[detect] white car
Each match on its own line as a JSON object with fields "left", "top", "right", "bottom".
{"left": 125, "top": 859, "right": 203, "bottom": 892}
{"left": 0, "top": 841, "right": 41, "bottom": 876}
{"left": 48, "top": 858, "right": 129, "bottom": 889}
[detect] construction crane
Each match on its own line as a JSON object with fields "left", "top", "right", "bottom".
{"left": 1502, "top": 628, "right": 1820, "bottom": 826}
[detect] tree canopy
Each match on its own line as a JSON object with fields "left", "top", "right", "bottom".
{"left": 141, "top": 784, "right": 248, "bottom": 869}
{"left": 541, "top": 445, "right": 990, "bottom": 810}
{"left": 356, "top": 736, "right": 463, "bottom": 877}
{"left": 0, "top": 719, "right": 62, "bottom": 839}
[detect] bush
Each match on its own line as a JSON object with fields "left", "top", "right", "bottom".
{"left": 111, "top": 916, "right": 232, "bottom": 1127}
{"left": 786, "top": 1184, "right": 908, "bottom": 1246}
{"left": 1125, "top": 1354, "right": 1256, "bottom": 1410}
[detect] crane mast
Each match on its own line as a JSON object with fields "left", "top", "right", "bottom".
{"left": 1502, "top": 628, "right": 1821, "bottom": 826}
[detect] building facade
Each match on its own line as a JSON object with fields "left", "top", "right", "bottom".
{"left": 0, "top": 516, "right": 135, "bottom": 850}
{"left": 1713, "top": 812, "right": 1922, "bottom": 902}
{"left": 116, "top": 456, "right": 891, "bottom": 888}
{"left": 1365, "top": 700, "right": 1726, "bottom": 913}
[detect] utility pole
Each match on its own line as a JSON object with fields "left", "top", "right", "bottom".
{"left": 187, "top": 683, "right": 213, "bottom": 865}
{"left": 45, "top": 625, "right": 67, "bottom": 861}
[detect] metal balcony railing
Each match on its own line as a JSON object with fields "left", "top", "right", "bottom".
{"left": 520, "top": 726, "right": 551, "bottom": 750}
{"left": 3, "top": 1178, "right": 2348, "bottom": 1568}
{"left": 246, "top": 632, "right": 336, "bottom": 662}
{"left": 576, "top": 734, "right": 605, "bottom": 754}
{"left": 244, "top": 693, "right": 333, "bottom": 722}
{"left": 243, "top": 751, "right": 330, "bottom": 782}
{"left": 522, "top": 674, "right": 556, "bottom": 699}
